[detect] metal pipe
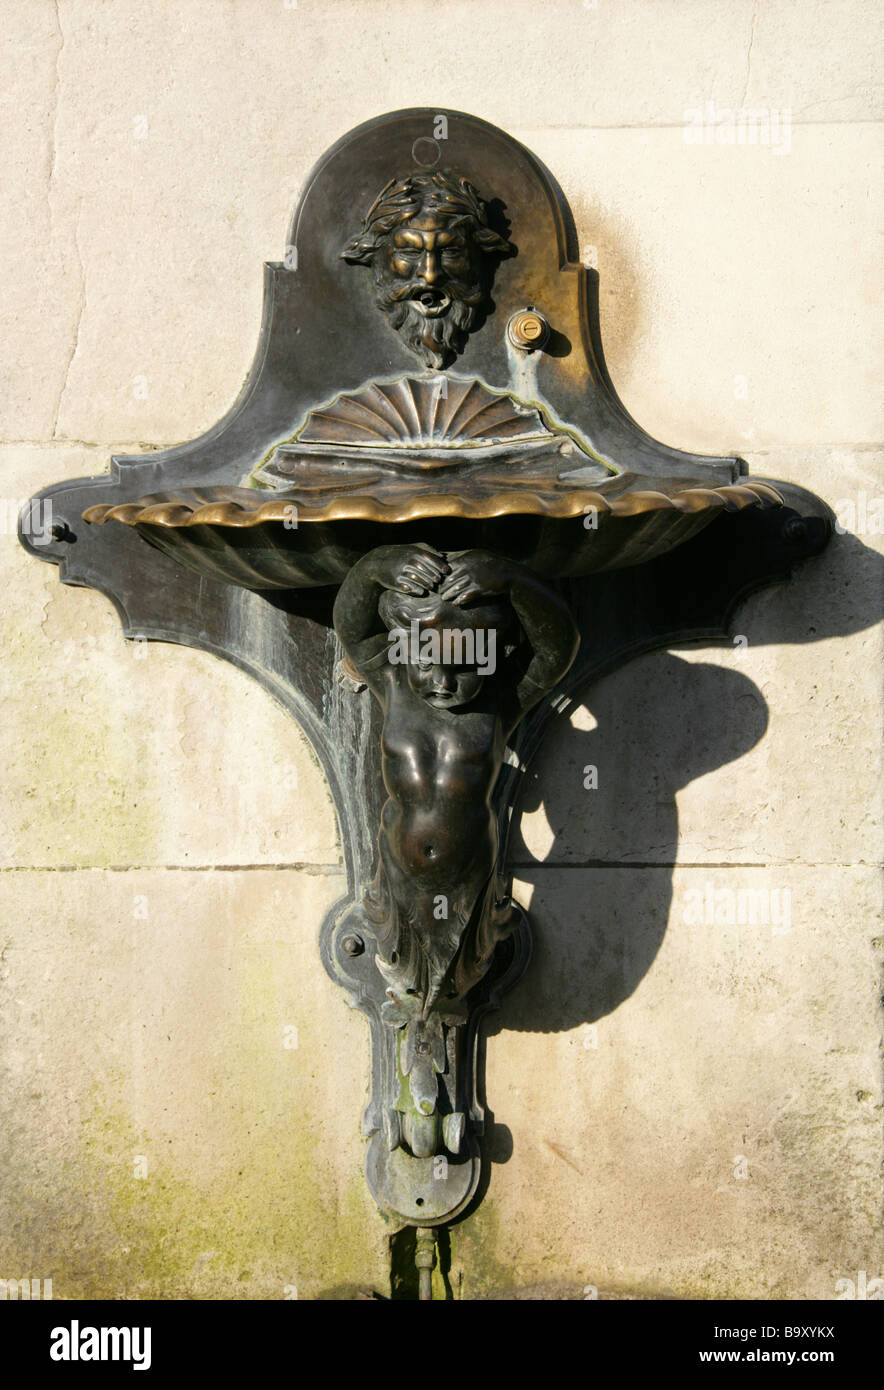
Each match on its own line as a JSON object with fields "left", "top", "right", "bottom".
{"left": 415, "top": 1226, "right": 436, "bottom": 1301}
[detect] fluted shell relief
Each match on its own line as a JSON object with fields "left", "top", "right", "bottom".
{"left": 297, "top": 377, "right": 551, "bottom": 448}
{"left": 249, "top": 375, "right": 612, "bottom": 492}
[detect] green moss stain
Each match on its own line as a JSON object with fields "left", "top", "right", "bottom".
{"left": 45, "top": 1087, "right": 388, "bottom": 1300}
{"left": 451, "top": 1202, "right": 514, "bottom": 1299}
{"left": 4, "top": 611, "right": 162, "bottom": 868}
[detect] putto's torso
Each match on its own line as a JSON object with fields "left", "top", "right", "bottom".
{"left": 378, "top": 671, "right": 503, "bottom": 881}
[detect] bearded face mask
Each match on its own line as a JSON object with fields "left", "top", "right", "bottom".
{"left": 341, "top": 172, "right": 515, "bottom": 369}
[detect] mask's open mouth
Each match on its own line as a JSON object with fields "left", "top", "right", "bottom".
{"left": 409, "top": 288, "right": 451, "bottom": 318}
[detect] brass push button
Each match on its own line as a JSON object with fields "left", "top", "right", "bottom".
{"left": 507, "top": 308, "right": 550, "bottom": 350}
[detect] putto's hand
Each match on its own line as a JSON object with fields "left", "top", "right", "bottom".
{"left": 439, "top": 550, "right": 510, "bottom": 605}
{"left": 380, "top": 544, "right": 450, "bottom": 597}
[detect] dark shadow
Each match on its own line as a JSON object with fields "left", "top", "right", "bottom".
{"left": 497, "top": 654, "right": 766, "bottom": 1033}
{"left": 389, "top": 1227, "right": 419, "bottom": 1300}
{"left": 483, "top": 524, "right": 883, "bottom": 1044}
{"left": 482, "top": 196, "right": 515, "bottom": 255}
{"left": 264, "top": 585, "right": 336, "bottom": 625}
{"left": 541, "top": 326, "right": 572, "bottom": 358}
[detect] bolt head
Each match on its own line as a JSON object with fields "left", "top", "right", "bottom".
{"left": 341, "top": 933, "right": 364, "bottom": 957}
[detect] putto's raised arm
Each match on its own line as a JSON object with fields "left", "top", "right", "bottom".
{"left": 508, "top": 569, "right": 580, "bottom": 716}
{"left": 333, "top": 544, "right": 450, "bottom": 673}
{"left": 438, "top": 550, "right": 579, "bottom": 720}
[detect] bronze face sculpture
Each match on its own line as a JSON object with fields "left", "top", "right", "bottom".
{"left": 341, "top": 171, "right": 514, "bottom": 368}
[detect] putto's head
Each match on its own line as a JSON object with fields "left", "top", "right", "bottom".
{"left": 379, "top": 591, "right": 515, "bottom": 709}
{"left": 341, "top": 171, "right": 514, "bottom": 369}
{"left": 405, "top": 644, "right": 486, "bottom": 709}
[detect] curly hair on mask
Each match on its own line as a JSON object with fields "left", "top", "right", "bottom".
{"left": 341, "top": 171, "right": 514, "bottom": 264}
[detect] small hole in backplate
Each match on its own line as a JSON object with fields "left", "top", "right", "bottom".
{"left": 415, "top": 1198, "right": 424, "bottom": 1207}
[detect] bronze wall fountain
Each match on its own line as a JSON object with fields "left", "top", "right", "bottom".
{"left": 19, "top": 109, "right": 832, "bottom": 1300}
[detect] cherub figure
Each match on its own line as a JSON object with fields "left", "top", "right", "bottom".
{"left": 333, "top": 544, "right": 579, "bottom": 1022}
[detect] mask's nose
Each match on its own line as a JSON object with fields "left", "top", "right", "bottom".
{"left": 417, "top": 249, "right": 441, "bottom": 285}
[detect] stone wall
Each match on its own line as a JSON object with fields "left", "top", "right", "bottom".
{"left": 1, "top": 0, "right": 881, "bottom": 1299}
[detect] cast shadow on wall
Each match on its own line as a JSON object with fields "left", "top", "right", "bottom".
{"left": 492, "top": 526, "right": 882, "bottom": 1040}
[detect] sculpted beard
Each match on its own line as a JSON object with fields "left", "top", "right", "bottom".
{"left": 373, "top": 265, "right": 485, "bottom": 370}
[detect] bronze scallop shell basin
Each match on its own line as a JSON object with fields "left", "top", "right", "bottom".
{"left": 82, "top": 378, "right": 783, "bottom": 591}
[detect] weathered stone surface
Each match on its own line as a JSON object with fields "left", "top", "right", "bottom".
{"left": 462, "top": 864, "right": 882, "bottom": 1300}
{"left": 523, "top": 124, "right": 882, "bottom": 452}
{"left": 1, "top": 447, "right": 339, "bottom": 870}
{"left": 0, "top": 867, "right": 389, "bottom": 1300}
